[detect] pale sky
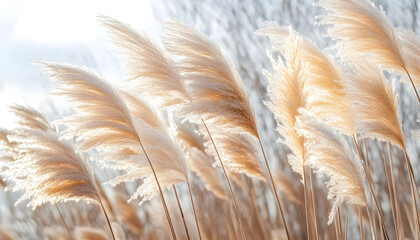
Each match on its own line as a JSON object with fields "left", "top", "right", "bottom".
{"left": 0, "top": 0, "right": 160, "bottom": 128}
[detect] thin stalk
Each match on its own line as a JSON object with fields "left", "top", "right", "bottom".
{"left": 352, "top": 135, "right": 389, "bottom": 240}
{"left": 385, "top": 144, "right": 400, "bottom": 240}
{"left": 56, "top": 205, "right": 73, "bottom": 240}
{"left": 337, "top": 206, "right": 342, "bottom": 239}
{"left": 359, "top": 207, "right": 365, "bottom": 240}
{"left": 309, "top": 169, "right": 320, "bottom": 240}
{"left": 256, "top": 135, "right": 291, "bottom": 240}
{"left": 344, "top": 211, "right": 348, "bottom": 240}
{"left": 186, "top": 181, "right": 203, "bottom": 240}
{"left": 303, "top": 166, "right": 311, "bottom": 240}
{"left": 404, "top": 67, "right": 420, "bottom": 105}
{"left": 250, "top": 180, "right": 268, "bottom": 240}
{"left": 173, "top": 185, "right": 190, "bottom": 240}
{"left": 99, "top": 200, "right": 116, "bottom": 240}
{"left": 366, "top": 205, "right": 377, "bottom": 240}
{"left": 334, "top": 215, "right": 340, "bottom": 240}
{"left": 402, "top": 149, "right": 420, "bottom": 237}
{"left": 201, "top": 119, "right": 247, "bottom": 240}
{"left": 137, "top": 137, "right": 177, "bottom": 240}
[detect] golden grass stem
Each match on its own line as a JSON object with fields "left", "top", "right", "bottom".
{"left": 56, "top": 205, "right": 74, "bottom": 240}
{"left": 99, "top": 200, "right": 116, "bottom": 240}
{"left": 250, "top": 180, "right": 268, "bottom": 240}
{"left": 201, "top": 119, "right": 247, "bottom": 240}
{"left": 402, "top": 149, "right": 420, "bottom": 238}
{"left": 302, "top": 166, "right": 310, "bottom": 240}
{"left": 352, "top": 135, "right": 389, "bottom": 240}
{"left": 404, "top": 67, "right": 420, "bottom": 105}
{"left": 309, "top": 169, "right": 320, "bottom": 240}
{"left": 359, "top": 207, "right": 365, "bottom": 240}
{"left": 366, "top": 205, "right": 376, "bottom": 240}
{"left": 344, "top": 211, "right": 348, "bottom": 240}
{"left": 337, "top": 206, "right": 342, "bottom": 239}
{"left": 137, "top": 138, "right": 177, "bottom": 240}
{"left": 385, "top": 144, "right": 400, "bottom": 240}
{"left": 173, "top": 185, "right": 190, "bottom": 240}
{"left": 256, "top": 135, "right": 291, "bottom": 240}
{"left": 186, "top": 181, "right": 203, "bottom": 240}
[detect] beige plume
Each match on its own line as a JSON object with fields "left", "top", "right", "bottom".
{"left": 164, "top": 21, "right": 258, "bottom": 137}
{"left": 398, "top": 30, "right": 420, "bottom": 85}
{"left": 100, "top": 16, "right": 189, "bottom": 109}
{"left": 113, "top": 194, "right": 143, "bottom": 234}
{"left": 258, "top": 22, "right": 354, "bottom": 136}
{"left": 346, "top": 59, "right": 405, "bottom": 149}
{"left": 295, "top": 110, "right": 366, "bottom": 224}
{"left": 4, "top": 105, "right": 100, "bottom": 209}
{"left": 74, "top": 227, "right": 108, "bottom": 240}
{"left": 41, "top": 63, "right": 187, "bottom": 204}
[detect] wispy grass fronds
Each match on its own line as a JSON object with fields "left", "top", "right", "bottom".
{"left": 264, "top": 31, "right": 308, "bottom": 180}
{"left": 346, "top": 59, "right": 405, "bottom": 149}
{"left": 100, "top": 16, "right": 189, "bottom": 109}
{"left": 317, "top": 0, "right": 404, "bottom": 73}
{"left": 5, "top": 106, "right": 99, "bottom": 209}
{"left": 259, "top": 23, "right": 354, "bottom": 136}
{"left": 207, "top": 132, "right": 266, "bottom": 181}
{"left": 296, "top": 110, "right": 367, "bottom": 224}
{"left": 164, "top": 21, "right": 258, "bottom": 137}
{"left": 398, "top": 30, "right": 420, "bottom": 85}
{"left": 41, "top": 63, "right": 187, "bottom": 204}
{"left": 9, "top": 105, "right": 54, "bottom": 132}
{"left": 175, "top": 121, "right": 226, "bottom": 199}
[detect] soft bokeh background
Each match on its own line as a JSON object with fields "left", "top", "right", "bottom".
{"left": 1, "top": 0, "right": 420, "bottom": 238}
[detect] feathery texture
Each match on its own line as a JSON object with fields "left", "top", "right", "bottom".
{"left": 295, "top": 110, "right": 366, "bottom": 224}
{"left": 207, "top": 132, "right": 266, "bottom": 181}
{"left": 274, "top": 173, "right": 303, "bottom": 205}
{"left": 42, "top": 62, "right": 187, "bottom": 204}
{"left": 175, "top": 121, "right": 226, "bottom": 199}
{"left": 164, "top": 21, "right": 258, "bottom": 137}
{"left": 264, "top": 32, "right": 308, "bottom": 179}
{"left": 317, "top": 0, "right": 406, "bottom": 74}
{"left": 346, "top": 59, "right": 405, "bottom": 148}
{"left": 4, "top": 106, "right": 99, "bottom": 209}
{"left": 398, "top": 29, "right": 420, "bottom": 85}
{"left": 258, "top": 23, "right": 354, "bottom": 136}
{"left": 113, "top": 194, "right": 143, "bottom": 234}
{"left": 74, "top": 227, "right": 108, "bottom": 240}
{"left": 100, "top": 16, "right": 189, "bottom": 109}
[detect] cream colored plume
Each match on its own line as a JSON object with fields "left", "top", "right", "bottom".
{"left": 5, "top": 106, "right": 100, "bottom": 209}
{"left": 295, "top": 110, "right": 366, "bottom": 224}
{"left": 164, "top": 21, "right": 258, "bottom": 137}
{"left": 346, "top": 59, "right": 405, "bottom": 148}
{"left": 317, "top": 0, "right": 406, "bottom": 74}
{"left": 74, "top": 227, "right": 108, "bottom": 240}
{"left": 175, "top": 121, "right": 226, "bottom": 199}
{"left": 42, "top": 63, "right": 188, "bottom": 204}
{"left": 264, "top": 31, "right": 308, "bottom": 180}
{"left": 100, "top": 16, "right": 189, "bottom": 109}
{"left": 398, "top": 30, "right": 420, "bottom": 85}
{"left": 207, "top": 131, "right": 266, "bottom": 182}
{"left": 258, "top": 22, "right": 354, "bottom": 136}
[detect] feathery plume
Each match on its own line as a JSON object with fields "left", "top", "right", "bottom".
{"left": 175, "top": 122, "right": 226, "bottom": 199}
{"left": 41, "top": 63, "right": 188, "bottom": 204}
{"left": 100, "top": 16, "right": 189, "bottom": 109}
{"left": 207, "top": 132, "right": 266, "bottom": 181}
{"left": 258, "top": 23, "right": 354, "bottom": 136}
{"left": 317, "top": 0, "right": 404, "bottom": 73}
{"left": 264, "top": 31, "right": 309, "bottom": 179}
{"left": 346, "top": 59, "right": 405, "bottom": 148}
{"left": 398, "top": 29, "right": 420, "bottom": 86}
{"left": 4, "top": 106, "right": 100, "bottom": 209}
{"left": 164, "top": 21, "right": 258, "bottom": 137}
{"left": 295, "top": 110, "right": 367, "bottom": 224}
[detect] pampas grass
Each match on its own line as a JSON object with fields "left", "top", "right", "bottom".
{"left": 2, "top": 5, "right": 420, "bottom": 239}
